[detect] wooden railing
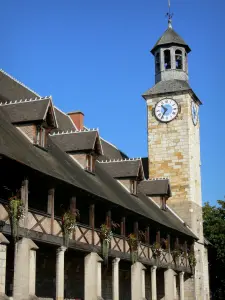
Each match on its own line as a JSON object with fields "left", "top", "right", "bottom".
{"left": 0, "top": 200, "right": 192, "bottom": 273}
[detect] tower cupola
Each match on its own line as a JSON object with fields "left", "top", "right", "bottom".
{"left": 151, "top": 22, "right": 191, "bottom": 84}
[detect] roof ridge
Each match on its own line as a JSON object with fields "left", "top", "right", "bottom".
{"left": 100, "top": 137, "right": 119, "bottom": 150}
{"left": 145, "top": 177, "right": 169, "bottom": 181}
{"left": 49, "top": 128, "right": 99, "bottom": 136}
{"left": 0, "top": 96, "right": 51, "bottom": 106}
{"left": 97, "top": 157, "right": 141, "bottom": 163}
{"left": 0, "top": 69, "right": 41, "bottom": 97}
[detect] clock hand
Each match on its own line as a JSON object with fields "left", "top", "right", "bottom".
{"left": 162, "top": 106, "right": 168, "bottom": 118}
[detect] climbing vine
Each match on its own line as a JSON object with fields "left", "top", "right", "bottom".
{"left": 128, "top": 233, "right": 139, "bottom": 264}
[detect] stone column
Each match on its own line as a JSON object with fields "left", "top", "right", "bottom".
{"left": 29, "top": 249, "right": 37, "bottom": 296}
{"left": 131, "top": 262, "right": 146, "bottom": 300}
{"left": 151, "top": 266, "right": 157, "bottom": 300}
{"left": 13, "top": 238, "right": 38, "bottom": 300}
{"left": 141, "top": 268, "right": 146, "bottom": 299}
{"left": 112, "top": 258, "right": 120, "bottom": 300}
{"left": 164, "top": 268, "right": 175, "bottom": 300}
{"left": 179, "top": 272, "right": 184, "bottom": 300}
{"left": 56, "top": 246, "right": 66, "bottom": 300}
{"left": 0, "top": 233, "right": 9, "bottom": 297}
{"left": 84, "top": 252, "right": 103, "bottom": 300}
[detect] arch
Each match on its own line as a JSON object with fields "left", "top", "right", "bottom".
{"left": 155, "top": 52, "right": 160, "bottom": 73}
{"left": 175, "top": 49, "right": 183, "bottom": 70}
{"left": 164, "top": 50, "right": 171, "bottom": 70}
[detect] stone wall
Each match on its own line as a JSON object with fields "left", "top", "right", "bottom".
{"left": 147, "top": 91, "right": 207, "bottom": 299}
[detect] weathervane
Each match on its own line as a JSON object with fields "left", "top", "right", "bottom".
{"left": 166, "top": 0, "right": 173, "bottom": 28}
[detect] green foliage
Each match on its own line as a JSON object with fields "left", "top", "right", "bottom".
{"left": 203, "top": 200, "right": 225, "bottom": 299}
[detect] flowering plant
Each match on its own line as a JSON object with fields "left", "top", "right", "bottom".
{"left": 188, "top": 251, "right": 197, "bottom": 269}
{"left": 7, "top": 196, "right": 25, "bottom": 242}
{"left": 100, "top": 223, "right": 118, "bottom": 264}
{"left": 151, "top": 242, "right": 163, "bottom": 258}
{"left": 128, "top": 233, "right": 139, "bottom": 264}
{"left": 61, "top": 209, "right": 79, "bottom": 247}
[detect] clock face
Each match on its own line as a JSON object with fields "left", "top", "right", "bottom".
{"left": 191, "top": 101, "right": 198, "bottom": 125}
{"left": 155, "top": 99, "right": 179, "bottom": 123}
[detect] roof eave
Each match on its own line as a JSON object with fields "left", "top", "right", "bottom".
{"left": 151, "top": 43, "right": 191, "bottom": 55}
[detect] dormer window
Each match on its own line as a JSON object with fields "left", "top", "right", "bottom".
{"left": 86, "top": 154, "right": 95, "bottom": 173}
{"left": 130, "top": 180, "right": 137, "bottom": 195}
{"left": 164, "top": 50, "right": 171, "bottom": 70}
{"left": 36, "top": 126, "right": 46, "bottom": 148}
{"left": 175, "top": 49, "right": 183, "bottom": 70}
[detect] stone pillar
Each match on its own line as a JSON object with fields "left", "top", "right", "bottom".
{"left": 84, "top": 252, "right": 103, "bottom": 300}
{"left": 142, "top": 268, "right": 146, "bottom": 299}
{"left": 164, "top": 268, "right": 175, "bottom": 300}
{"left": 56, "top": 246, "right": 66, "bottom": 300}
{"left": 131, "top": 262, "right": 146, "bottom": 300}
{"left": 29, "top": 250, "right": 37, "bottom": 296}
{"left": 151, "top": 266, "right": 157, "bottom": 300}
{"left": 179, "top": 272, "right": 184, "bottom": 300}
{"left": 112, "top": 258, "right": 120, "bottom": 300}
{"left": 0, "top": 233, "right": 9, "bottom": 297}
{"left": 13, "top": 238, "right": 38, "bottom": 300}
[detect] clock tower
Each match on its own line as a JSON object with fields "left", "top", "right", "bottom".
{"left": 142, "top": 20, "right": 210, "bottom": 299}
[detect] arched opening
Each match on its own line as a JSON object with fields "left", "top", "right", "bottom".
{"left": 175, "top": 49, "right": 183, "bottom": 70}
{"left": 155, "top": 52, "right": 160, "bottom": 73}
{"left": 185, "top": 52, "right": 188, "bottom": 71}
{"left": 164, "top": 50, "right": 171, "bottom": 69}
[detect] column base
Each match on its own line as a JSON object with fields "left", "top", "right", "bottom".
{"left": 0, "top": 293, "right": 10, "bottom": 300}
{"left": 28, "top": 295, "right": 39, "bottom": 300}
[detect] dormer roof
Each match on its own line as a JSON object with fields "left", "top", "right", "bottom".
{"left": 0, "top": 96, "right": 58, "bottom": 128}
{"left": 49, "top": 129, "right": 103, "bottom": 154}
{"left": 98, "top": 158, "right": 144, "bottom": 180}
{"left": 139, "top": 178, "right": 172, "bottom": 197}
{"left": 151, "top": 27, "right": 191, "bottom": 54}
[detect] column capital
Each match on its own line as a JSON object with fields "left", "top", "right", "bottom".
{"left": 112, "top": 257, "right": 120, "bottom": 265}
{"left": 0, "top": 232, "right": 9, "bottom": 245}
{"left": 57, "top": 246, "right": 67, "bottom": 253}
{"left": 151, "top": 265, "right": 157, "bottom": 271}
{"left": 179, "top": 271, "right": 185, "bottom": 277}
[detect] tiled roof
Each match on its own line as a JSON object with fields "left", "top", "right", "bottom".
{"left": 143, "top": 80, "right": 191, "bottom": 97}
{"left": 139, "top": 179, "right": 172, "bottom": 197}
{"left": 50, "top": 130, "right": 100, "bottom": 153}
{"left": 0, "top": 69, "right": 40, "bottom": 101}
{"left": 151, "top": 27, "right": 191, "bottom": 54}
{"left": 142, "top": 80, "right": 202, "bottom": 104}
{"left": 0, "top": 97, "right": 53, "bottom": 124}
{"left": 99, "top": 159, "right": 144, "bottom": 180}
{"left": 52, "top": 107, "right": 76, "bottom": 133}
{"left": 99, "top": 138, "right": 128, "bottom": 161}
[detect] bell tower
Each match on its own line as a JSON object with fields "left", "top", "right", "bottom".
{"left": 142, "top": 17, "right": 210, "bottom": 300}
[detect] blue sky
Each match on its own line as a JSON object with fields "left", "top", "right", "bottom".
{"left": 0, "top": 0, "right": 224, "bottom": 206}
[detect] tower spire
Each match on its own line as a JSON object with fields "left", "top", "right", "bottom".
{"left": 166, "top": 0, "right": 173, "bottom": 28}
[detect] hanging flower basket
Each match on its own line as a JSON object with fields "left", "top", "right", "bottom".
{"left": 128, "top": 233, "right": 139, "bottom": 264}
{"left": 61, "top": 210, "right": 78, "bottom": 248}
{"left": 100, "top": 224, "right": 113, "bottom": 265}
{"left": 6, "top": 196, "right": 25, "bottom": 243}
{"left": 171, "top": 249, "right": 182, "bottom": 265}
{"left": 151, "top": 242, "right": 163, "bottom": 258}
{"left": 188, "top": 251, "right": 197, "bottom": 271}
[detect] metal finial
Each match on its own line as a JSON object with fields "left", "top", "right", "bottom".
{"left": 166, "top": 0, "right": 173, "bottom": 28}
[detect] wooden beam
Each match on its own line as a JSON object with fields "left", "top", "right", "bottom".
{"left": 21, "top": 179, "right": 29, "bottom": 230}
{"left": 134, "top": 221, "right": 138, "bottom": 237}
{"left": 145, "top": 227, "right": 150, "bottom": 244}
{"left": 167, "top": 234, "right": 171, "bottom": 252}
{"left": 106, "top": 210, "right": 111, "bottom": 229}
{"left": 89, "top": 204, "right": 95, "bottom": 245}
{"left": 156, "top": 231, "right": 160, "bottom": 244}
{"left": 121, "top": 217, "right": 126, "bottom": 253}
{"left": 47, "top": 188, "right": 55, "bottom": 235}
